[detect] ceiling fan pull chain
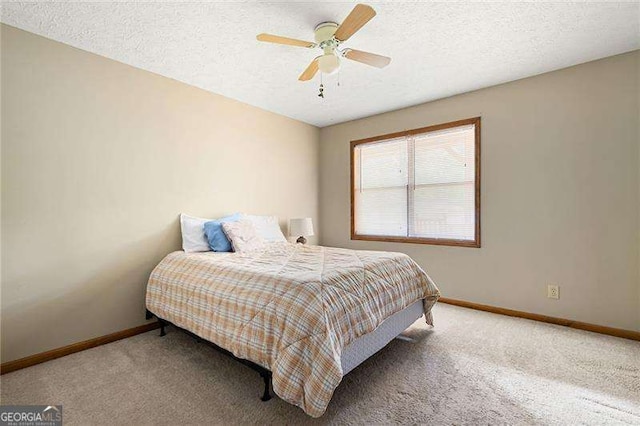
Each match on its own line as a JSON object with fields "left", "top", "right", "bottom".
{"left": 318, "top": 73, "right": 324, "bottom": 98}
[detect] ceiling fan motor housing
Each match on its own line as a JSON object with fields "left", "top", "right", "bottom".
{"left": 314, "top": 22, "right": 338, "bottom": 44}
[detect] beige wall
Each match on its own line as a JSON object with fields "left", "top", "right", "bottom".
{"left": 320, "top": 51, "right": 640, "bottom": 332}
{"left": 0, "top": 25, "right": 320, "bottom": 362}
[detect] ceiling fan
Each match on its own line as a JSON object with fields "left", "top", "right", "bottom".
{"left": 256, "top": 4, "right": 391, "bottom": 82}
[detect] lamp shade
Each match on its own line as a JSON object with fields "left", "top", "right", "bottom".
{"left": 289, "top": 218, "right": 314, "bottom": 237}
{"left": 318, "top": 54, "right": 340, "bottom": 75}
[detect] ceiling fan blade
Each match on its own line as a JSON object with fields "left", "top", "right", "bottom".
{"left": 256, "top": 33, "right": 315, "bottom": 48}
{"left": 344, "top": 49, "right": 391, "bottom": 68}
{"left": 298, "top": 58, "right": 319, "bottom": 81}
{"left": 334, "top": 4, "right": 376, "bottom": 42}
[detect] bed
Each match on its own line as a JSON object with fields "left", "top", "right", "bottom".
{"left": 145, "top": 242, "right": 440, "bottom": 417}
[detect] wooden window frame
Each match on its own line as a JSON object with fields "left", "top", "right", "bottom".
{"left": 350, "top": 117, "right": 481, "bottom": 248}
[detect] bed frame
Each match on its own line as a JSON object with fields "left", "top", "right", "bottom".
{"left": 145, "top": 299, "right": 424, "bottom": 403}
{"left": 145, "top": 309, "right": 273, "bottom": 401}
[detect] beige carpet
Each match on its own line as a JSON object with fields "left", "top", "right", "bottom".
{"left": 1, "top": 303, "right": 639, "bottom": 425}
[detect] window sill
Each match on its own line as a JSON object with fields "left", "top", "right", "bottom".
{"left": 351, "top": 234, "right": 481, "bottom": 248}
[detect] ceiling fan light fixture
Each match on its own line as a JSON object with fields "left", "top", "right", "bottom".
{"left": 318, "top": 54, "right": 340, "bottom": 75}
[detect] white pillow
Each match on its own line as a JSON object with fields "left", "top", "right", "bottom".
{"left": 180, "top": 213, "right": 211, "bottom": 253}
{"left": 241, "top": 214, "right": 287, "bottom": 242}
{"left": 222, "top": 220, "right": 266, "bottom": 253}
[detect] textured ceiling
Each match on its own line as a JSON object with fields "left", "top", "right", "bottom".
{"left": 1, "top": 1, "right": 639, "bottom": 127}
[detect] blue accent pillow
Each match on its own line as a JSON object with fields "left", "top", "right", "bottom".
{"left": 203, "top": 213, "right": 241, "bottom": 252}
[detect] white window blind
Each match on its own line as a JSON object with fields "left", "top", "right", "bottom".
{"left": 353, "top": 121, "right": 478, "bottom": 244}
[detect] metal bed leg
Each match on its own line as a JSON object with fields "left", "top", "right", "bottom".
{"left": 159, "top": 318, "right": 168, "bottom": 337}
{"left": 260, "top": 373, "right": 272, "bottom": 402}
{"left": 144, "top": 310, "right": 167, "bottom": 336}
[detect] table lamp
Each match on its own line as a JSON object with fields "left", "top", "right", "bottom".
{"left": 289, "top": 218, "right": 314, "bottom": 244}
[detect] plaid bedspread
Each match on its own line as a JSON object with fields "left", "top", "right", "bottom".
{"left": 145, "top": 243, "right": 440, "bottom": 417}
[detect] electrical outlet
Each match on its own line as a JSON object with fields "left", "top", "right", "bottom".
{"left": 547, "top": 285, "right": 559, "bottom": 300}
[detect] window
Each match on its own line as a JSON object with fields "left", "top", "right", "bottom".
{"left": 351, "top": 117, "right": 480, "bottom": 247}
